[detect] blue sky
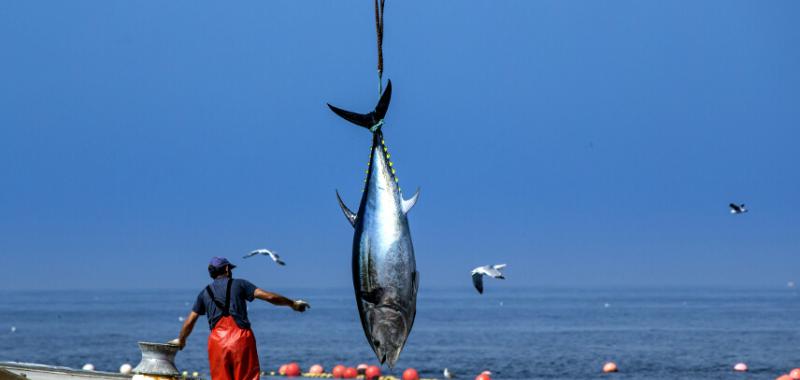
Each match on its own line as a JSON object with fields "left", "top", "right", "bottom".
{"left": 0, "top": 1, "right": 798, "bottom": 290}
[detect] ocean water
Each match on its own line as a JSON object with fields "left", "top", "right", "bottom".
{"left": 1, "top": 287, "right": 799, "bottom": 380}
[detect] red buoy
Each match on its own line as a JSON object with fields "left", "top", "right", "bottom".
{"left": 343, "top": 367, "right": 358, "bottom": 379}
{"left": 402, "top": 368, "right": 419, "bottom": 380}
{"left": 332, "top": 365, "right": 346, "bottom": 378}
{"left": 278, "top": 364, "right": 288, "bottom": 376}
{"left": 285, "top": 363, "right": 301, "bottom": 377}
{"left": 603, "top": 362, "right": 618, "bottom": 373}
{"left": 476, "top": 374, "right": 491, "bottom": 380}
{"left": 790, "top": 369, "right": 800, "bottom": 380}
{"left": 309, "top": 365, "right": 324, "bottom": 375}
{"left": 365, "top": 365, "right": 381, "bottom": 380}
{"left": 777, "top": 375, "right": 792, "bottom": 380}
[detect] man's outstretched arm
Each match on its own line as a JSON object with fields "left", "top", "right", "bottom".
{"left": 254, "top": 288, "right": 309, "bottom": 312}
{"left": 175, "top": 311, "right": 200, "bottom": 349}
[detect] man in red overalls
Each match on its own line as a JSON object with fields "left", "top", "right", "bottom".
{"left": 174, "top": 257, "right": 309, "bottom": 380}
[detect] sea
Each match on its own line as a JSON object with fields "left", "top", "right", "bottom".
{"left": 1, "top": 287, "right": 799, "bottom": 380}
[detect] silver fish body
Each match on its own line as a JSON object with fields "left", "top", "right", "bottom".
{"left": 330, "top": 81, "right": 420, "bottom": 367}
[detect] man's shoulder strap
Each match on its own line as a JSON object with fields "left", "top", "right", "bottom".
{"left": 205, "top": 279, "right": 233, "bottom": 316}
{"left": 224, "top": 278, "right": 233, "bottom": 312}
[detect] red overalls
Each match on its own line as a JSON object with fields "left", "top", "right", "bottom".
{"left": 206, "top": 279, "right": 260, "bottom": 380}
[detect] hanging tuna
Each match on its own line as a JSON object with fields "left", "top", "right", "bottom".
{"left": 328, "top": 80, "right": 419, "bottom": 367}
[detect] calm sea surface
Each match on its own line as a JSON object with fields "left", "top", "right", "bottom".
{"left": 1, "top": 287, "right": 799, "bottom": 380}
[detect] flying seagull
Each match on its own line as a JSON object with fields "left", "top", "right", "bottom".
{"left": 443, "top": 368, "right": 454, "bottom": 379}
{"left": 243, "top": 249, "right": 286, "bottom": 266}
{"left": 729, "top": 203, "right": 747, "bottom": 214}
{"left": 471, "top": 264, "right": 506, "bottom": 294}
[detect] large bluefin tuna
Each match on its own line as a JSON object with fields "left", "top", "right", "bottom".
{"left": 328, "top": 80, "right": 419, "bottom": 367}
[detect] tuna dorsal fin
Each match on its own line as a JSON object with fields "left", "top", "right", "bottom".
{"left": 336, "top": 190, "right": 357, "bottom": 227}
{"left": 401, "top": 188, "right": 420, "bottom": 215}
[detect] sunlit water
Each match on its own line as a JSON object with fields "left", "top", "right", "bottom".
{"left": 1, "top": 287, "right": 799, "bottom": 379}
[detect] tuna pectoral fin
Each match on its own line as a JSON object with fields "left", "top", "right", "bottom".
{"left": 361, "top": 287, "right": 384, "bottom": 305}
{"left": 401, "top": 188, "right": 420, "bottom": 215}
{"left": 327, "top": 80, "right": 392, "bottom": 131}
{"left": 409, "top": 271, "right": 419, "bottom": 331}
{"left": 336, "top": 190, "right": 357, "bottom": 227}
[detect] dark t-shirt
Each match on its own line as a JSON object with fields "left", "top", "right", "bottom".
{"left": 192, "top": 277, "right": 258, "bottom": 330}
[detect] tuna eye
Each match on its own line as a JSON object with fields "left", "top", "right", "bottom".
{"left": 373, "top": 340, "right": 381, "bottom": 348}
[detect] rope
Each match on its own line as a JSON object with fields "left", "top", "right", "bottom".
{"left": 374, "top": 0, "right": 385, "bottom": 94}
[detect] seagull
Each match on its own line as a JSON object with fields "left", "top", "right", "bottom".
{"left": 729, "top": 203, "right": 747, "bottom": 214}
{"left": 443, "top": 368, "right": 454, "bottom": 379}
{"left": 471, "top": 264, "right": 506, "bottom": 294}
{"left": 243, "top": 249, "right": 286, "bottom": 266}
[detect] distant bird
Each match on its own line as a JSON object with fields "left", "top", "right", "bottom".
{"left": 729, "top": 203, "right": 747, "bottom": 214}
{"left": 243, "top": 249, "right": 285, "bottom": 266}
{"left": 443, "top": 368, "right": 454, "bottom": 379}
{"left": 471, "top": 264, "right": 506, "bottom": 294}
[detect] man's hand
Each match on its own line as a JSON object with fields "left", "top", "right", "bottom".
{"left": 255, "top": 288, "right": 310, "bottom": 312}
{"left": 291, "top": 300, "right": 310, "bottom": 312}
{"left": 167, "top": 338, "right": 186, "bottom": 350}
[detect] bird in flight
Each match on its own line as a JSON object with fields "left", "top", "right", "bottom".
{"left": 471, "top": 264, "right": 507, "bottom": 294}
{"left": 729, "top": 203, "right": 748, "bottom": 214}
{"left": 243, "top": 249, "right": 286, "bottom": 266}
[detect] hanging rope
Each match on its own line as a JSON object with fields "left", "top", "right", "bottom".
{"left": 374, "top": 0, "right": 385, "bottom": 93}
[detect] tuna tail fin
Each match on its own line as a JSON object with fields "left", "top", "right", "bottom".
{"left": 327, "top": 80, "right": 392, "bottom": 132}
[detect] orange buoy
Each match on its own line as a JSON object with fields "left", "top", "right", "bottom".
{"left": 309, "top": 365, "right": 324, "bottom": 375}
{"left": 603, "top": 362, "right": 618, "bottom": 373}
{"left": 777, "top": 375, "right": 792, "bottom": 380}
{"left": 332, "top": 365, "right": 346, "bottom": 378}
{"left": 475, "top": 374, "right": 491, "bottom": 380}
{"left": 365, "top": 365, "right": 381, "bottom": 380}
{"left": 278, "top": 364, "right": 288, "bottom": 376}
{"left": 285, "top": 363, "right": 301, "bottom": 377}
{"left": 343, "top": 367, "right": 358, "bottom": 379}
{"left": 402, "top": 368, "right": 420, "bottom": 380}
{"left": 734, "top": 363, "right": 748, "bottom": 372}
{"left": 790, "top": 369, "right": 800, "bottom": 380}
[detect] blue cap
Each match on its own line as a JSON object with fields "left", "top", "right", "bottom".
{"left": 209, "top": 256, "right": 236, "bottom": 270}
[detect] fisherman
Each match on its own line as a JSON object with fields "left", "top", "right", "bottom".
{"left": 173, "top": 257, "right": 309, "bottom": 380}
